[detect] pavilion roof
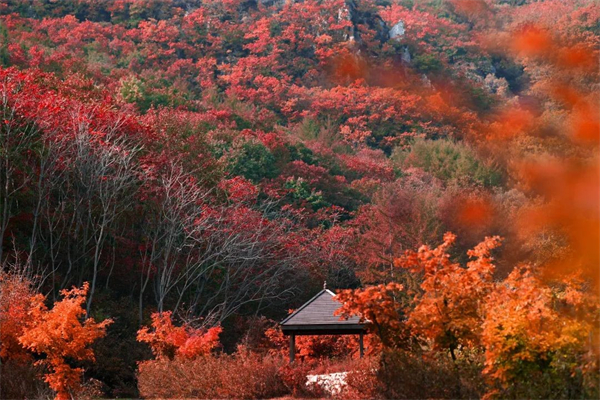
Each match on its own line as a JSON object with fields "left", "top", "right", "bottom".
{"left": 280, "top": 288, "right": 364, "bottom": 335}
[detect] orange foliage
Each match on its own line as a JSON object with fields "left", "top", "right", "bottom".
{"left": 516, "top": 159, "right": 599, "bottom": 269}
{"left": 335, "top": 282, "right": 404, "bottom": 347}
{"left": 511, "top": 25, "right": 597, "bottom": 73}
{"left": 511, "top": 25, "right": 554, "bottom": 59}
{"left": 486, "top": 107, "right": 535, "bottom": 142}
{"left": 482, "top": 267, "right": 599, "bottom": 399}
{"left": 329, "top": 49, "right": 368, "bottom": 84}
{"left": 18, "top": 283, "right": 112, "bottom": 400}
{"left": 399, "top": 233, "right": 501, "bottom": 356}
{"left": 339, "top": 227, "right": 598, "bottom": 397}
{"left": 137, "top": 311, "right": 221, "bottom": 360}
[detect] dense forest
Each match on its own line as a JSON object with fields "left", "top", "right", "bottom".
{"left": 0, "top": 0, "right": 598, "bottom": 399}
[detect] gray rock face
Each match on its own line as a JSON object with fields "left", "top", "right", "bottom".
{"left": 421, "top": 74, "right": 432, "bottom": 88}
{"left": 389, "top": 20, "right": 405, "bottom": 39}
{"left": 401, "top": 46, "right": 411, "bottom": 63}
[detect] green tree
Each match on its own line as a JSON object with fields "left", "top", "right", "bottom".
{"left": 227, "top": 141, "right": 279, "bottom": 182}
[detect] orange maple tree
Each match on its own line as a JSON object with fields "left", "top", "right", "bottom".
{"left": 137, "top": 311, "right": 222, "bottom": 360}
{"left": 335, "top": 282, "right": 405, "bottom": 348}
{"left": 399, "top": 232, "right": 502, "bottom": 359}
{"left": 482, "top": 267, "right": 599, "bottom": 399}
{"left": 18, "top": 282, "right": 112, "bottom": 400}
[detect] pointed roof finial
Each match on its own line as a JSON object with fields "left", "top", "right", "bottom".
{"left": 323, "top": 280, "right": 327, "bottom": 290}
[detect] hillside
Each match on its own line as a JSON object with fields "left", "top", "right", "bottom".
{"left": 0, "top": 1, "right": 598, "bottom": 399}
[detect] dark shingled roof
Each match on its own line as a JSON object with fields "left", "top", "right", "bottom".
{"left": 280, "top": 289, "right": 364, "bottom": 335}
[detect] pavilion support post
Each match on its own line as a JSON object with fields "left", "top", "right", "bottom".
{"left": 359, "top": 332, "right": 364, "bottom": 358}
{"left": 289, "top": 334, "right": 296, "bottom": 363}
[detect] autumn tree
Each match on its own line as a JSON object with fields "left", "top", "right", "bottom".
{"left": 353, "top": 172, "right": 445, "bottom": 283}
{"left": 137, "top": 311, "right": 221, "bottom": 360}
{"left": 399, "top": 233, "right": 502, "bottom": 360}
{"left": 137, "top": 162, "right": 302, "bottom": 322}
{"left": 18, "top": 282, "right": 112, "bottom": 400}
{"left": 482, "top": 268, "right": 599, "bottom": 399}
{"left": 335, "top": 282, "right": 405, "bottom": 348}
{"left": 65, "top": 119, "right": 141, "bottom": 314}
{"left": 0, "top": 78, "right": 39, "bottom": 263}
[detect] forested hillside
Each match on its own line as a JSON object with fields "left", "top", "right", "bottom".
{"left": 1, "top": 1, "right": 598, "bottom": 399}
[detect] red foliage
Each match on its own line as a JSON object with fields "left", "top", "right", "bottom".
{"left": 218, "top": 176, "right": 258, "bottom": 203}
{"left": 137, "top": 348, "right": 288, "bottom": 399}
{"left": 0, "top": 270, "right": 36, "bottom": 364}
{"left": 0, "top": 1, "right": 598, "bottom": 397}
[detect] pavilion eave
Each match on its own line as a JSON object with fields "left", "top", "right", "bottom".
{"left": 281, "top": 323, "right": 365, "bottom": 336}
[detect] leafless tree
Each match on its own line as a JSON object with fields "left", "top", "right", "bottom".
{"left": 137, "top": 163, "right": 213, "bottom": 320}
{"left": 27, "top": 108, "right": 142, "bottom": 312}
{"left": 69, "top": 110, "right": 141, "bottom": 313}
{"left": 189, "top": 200, "right": 300, "bottom": 325}
{"left": 0, "top": 85, "right": 38, "bottom": 263}
{"left": 137, "top": 163, "right": 300, "bottom": 325}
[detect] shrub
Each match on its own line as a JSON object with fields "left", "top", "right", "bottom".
{"left": 376, "top": 349, "right": 484, "bottom": 399}
{"left": 340, "top": 357, "right": 381, "bottom": 400}
{"left": 0, "top": 360, "right": 51, "bottom": 400}
{"left": 219, "top": 349, "right": 288, "bottom": 399}
{"left": 137, "top": 350, "right": 288, "bottom": 399}
{"left": 278, "top": 361, "right": 324, "bottom": 398}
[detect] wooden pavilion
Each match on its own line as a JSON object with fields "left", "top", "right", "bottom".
{"left": 280, "top": 283, "right": 366, "bottom": 362}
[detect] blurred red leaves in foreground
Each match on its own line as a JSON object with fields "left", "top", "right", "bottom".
{"left": 493, "top": 23, "right": 600, "bottom": 285}
{"left": 455, "top": 197, "right": 495, "bottom": 232}
{"left": 511, "top": 25, "right": 597, "bottom": 73}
